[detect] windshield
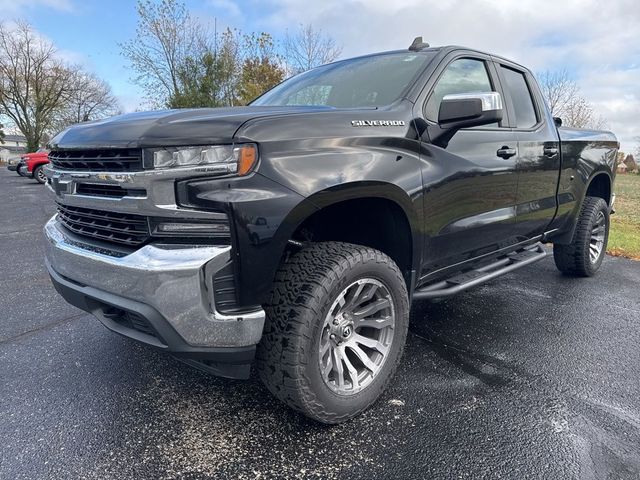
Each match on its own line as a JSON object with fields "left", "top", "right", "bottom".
{"left": 251, "top": 52, "right": 436, "bottom": 108}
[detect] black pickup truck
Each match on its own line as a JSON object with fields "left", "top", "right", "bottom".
{"left": 44, "top": 39, "right": 618, "bottom": 423}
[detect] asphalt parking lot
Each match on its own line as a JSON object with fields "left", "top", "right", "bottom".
{"left": 1, "top": 166, "right": 639, "bottom": 480}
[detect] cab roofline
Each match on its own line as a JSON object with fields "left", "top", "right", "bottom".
{"left": 326, "top": 44, "right": 530, "bottom": 75}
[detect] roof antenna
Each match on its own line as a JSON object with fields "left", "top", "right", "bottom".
{"left": 409, "top": 36, "right": 430, "bottom": 51}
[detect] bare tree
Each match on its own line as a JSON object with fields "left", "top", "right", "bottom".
{"left": 120, "top": 0, "right": 211, "bottom": 107}
{"left": 216, "top": 28, "right": 243, "bottom": 107}
{"left": 50, "top": 70, "right": 120, "bottom": 135}
{"left": 283, "top": 24, "right": 342, "bottom": 75}
{"left": 537, "top": 69, "right": 607, "bottom": 130}
{"left": 0, "top": 21, "right": 74, "bottom": 151}
{"left": 0, "top": 122, "right": 4, "bottom": 144}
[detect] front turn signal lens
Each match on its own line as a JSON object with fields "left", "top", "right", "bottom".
{"left": 237, "top": 144, "right": 258, "bottom": 176}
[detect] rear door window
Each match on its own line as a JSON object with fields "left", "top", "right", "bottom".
{"left": 500, "top": 66, "right": 538, "bottom": 128}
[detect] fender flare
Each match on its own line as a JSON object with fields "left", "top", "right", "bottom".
{"left": 552, "top": 168, "right": 613, "bottom": 245}
{"left": 272, "top": 180, "right": 422, "bottom": 278}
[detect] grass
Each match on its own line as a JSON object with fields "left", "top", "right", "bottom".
{"left": 608, "top": 173, "right": 640, "bottom": 260}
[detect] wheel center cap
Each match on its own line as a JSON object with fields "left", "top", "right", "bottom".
{"left": 331, "top": 314, "right": 354, "bottom": 343}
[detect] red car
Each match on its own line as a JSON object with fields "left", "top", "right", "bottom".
{"left": 17, "top": 149, "right": 49, "bottom": 184}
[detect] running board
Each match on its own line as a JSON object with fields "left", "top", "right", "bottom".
{"left": 413, "top": 243, "right": 547, "bottom": 300}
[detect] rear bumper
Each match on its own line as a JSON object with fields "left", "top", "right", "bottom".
{"left": 44, "top": 216, "right": 266, "bottom": 379}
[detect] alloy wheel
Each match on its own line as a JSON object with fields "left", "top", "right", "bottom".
{"left": 589, "top": 210, "right": 606, "bottom": 263}
{"left": 318, "top": 278, "right": 395, "bottom": 395}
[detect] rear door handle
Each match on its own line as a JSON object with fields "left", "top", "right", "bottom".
{"left": 543, "top": 146, "right": 559, "bottom": 157}
{"left": 496, "top": 146, "right": 517, "bottom": 159}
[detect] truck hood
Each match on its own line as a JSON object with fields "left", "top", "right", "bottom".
{"left": 48, "top": 106, "right": 338, "bottom": 149}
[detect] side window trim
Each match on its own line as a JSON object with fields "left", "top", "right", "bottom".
{"left": 493, "top": 60, "right": 545, "bottom": 131}
{"left": 523, "top": 70, "right": 547, "bottom": 129}
{"left": 422, "top": 54, "right": 510, "bottom": 129}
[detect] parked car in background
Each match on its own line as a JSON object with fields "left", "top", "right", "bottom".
{"left": 6, "top": 156, "right": 24, "bottom": 173}
{"left": 19, "top": 149, "right": 49, "bottom": 183}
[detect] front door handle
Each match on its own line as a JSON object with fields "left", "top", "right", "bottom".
{"left": 496, "top": 146, "right": 517, "bottom": 159}
{"left": 543, "top": 146, "right": 559, "bottom": 157}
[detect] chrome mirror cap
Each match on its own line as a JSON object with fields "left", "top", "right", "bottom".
{"left": 442, "top": 92, "right": 503, "bottom": 111}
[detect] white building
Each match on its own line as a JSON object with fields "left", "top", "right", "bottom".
{"left": 0, "top": 134, "right": 28, "bottom": 163}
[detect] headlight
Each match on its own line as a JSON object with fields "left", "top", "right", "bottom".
{"left": 150, "top": 143, "right": 258, "bottom": 175}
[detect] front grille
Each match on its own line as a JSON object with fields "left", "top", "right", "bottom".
{"left": 76, "top": 183, "right": 146, "bottom": 199}
{"left": 49, "top": 149, "right": 143, "bottom": 172}
{"left": 56, "top": 203, "right": 150, "bottom": 247}
{"left": 76, "top": 183, "right": 127, "bottom": 198}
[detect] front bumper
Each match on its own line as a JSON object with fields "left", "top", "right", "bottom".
{"left": 17, "top": 162, "right": 30, "bottom": 176}
{"left": 44, "top": 216, "right": 265, "bottom": 378}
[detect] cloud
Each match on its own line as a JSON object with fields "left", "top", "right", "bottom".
{"left": 0, "top": 20, "right": 88, "bottom": 67}
{"left": 256, "top": 0, "right": 639, "bottom": 152}
{"left": 581, "top": 67, "right": 640, "bottom": 153}
{"left": 207, "top": 0, "right": 242, "bottom": 18}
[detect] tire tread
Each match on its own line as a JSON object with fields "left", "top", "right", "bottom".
{"left": 553, "top": 196, "right": 609, "bottom": 276}
{"left": 256, "top": 241, "right": 408, "bottom": 424}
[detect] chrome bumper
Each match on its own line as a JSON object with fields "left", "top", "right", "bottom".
{"left": 44, "top": 216, "right": 265, "bottom": 348}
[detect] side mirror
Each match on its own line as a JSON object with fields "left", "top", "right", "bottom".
{"left": 429, "top": 92, "right": 503, "bottom": 147}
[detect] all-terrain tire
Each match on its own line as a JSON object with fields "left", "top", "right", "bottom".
{"left": 553, "top": 196, "right": 609, "bottom": 276}
{"left": 256, "top": 241, "right": 409, "bottom": 424}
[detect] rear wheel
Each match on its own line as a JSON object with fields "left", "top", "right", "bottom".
{"left": 553, "top": 196, "right": 609, "bottom": 276}
{"left": 257, "top": 241, "right": 409, "bottom": 424}
{"left": 33, "top": 165, "right": 46, "bottom": 184}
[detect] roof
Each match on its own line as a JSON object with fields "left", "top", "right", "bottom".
{"left": 2, "top": 134, "right": 27, "bottom": 143}
{"left": 331, "top": 44, "right": 530, "bottom": 74}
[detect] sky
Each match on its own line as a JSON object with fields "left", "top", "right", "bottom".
{"left": 0, "top": 0, "right": 638, "bottom": 153}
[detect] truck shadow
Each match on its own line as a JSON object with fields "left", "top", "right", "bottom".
{"left": 407, "top": 286, "right": 535, "bottom": 388}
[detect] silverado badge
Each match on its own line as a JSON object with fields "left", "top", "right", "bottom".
{"left": 351, "top": 120, "right": 406, "bottom": 127}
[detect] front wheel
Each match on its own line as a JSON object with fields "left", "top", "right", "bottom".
{"left": 553, "top": 196, "right": 610, "bottom": 276}
{"left": 257, "top": 242, "right": 409, "bottom": 424}
{"left": 33, "top": 165, "right": 46, "bottom": 184}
